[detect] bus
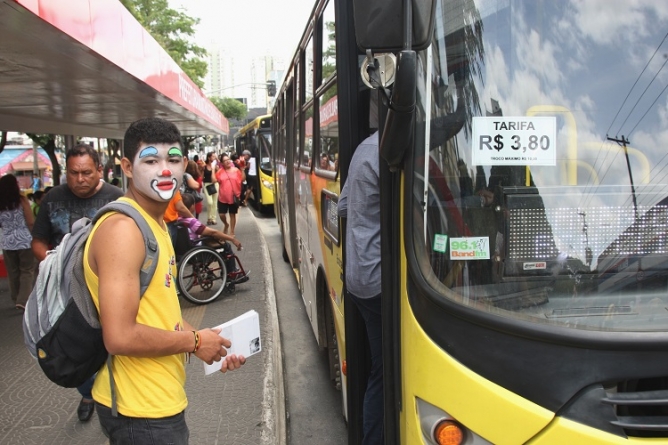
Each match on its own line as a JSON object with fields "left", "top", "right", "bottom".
{"left": 272, "top": 0, "right": 668, "bottom": 444}
{"left": 234, "top": 114, "right": 274, "bottom": 211}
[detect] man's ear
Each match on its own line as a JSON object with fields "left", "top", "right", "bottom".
{"left": 120, "top": 157, "right": 133, "bottom": 178}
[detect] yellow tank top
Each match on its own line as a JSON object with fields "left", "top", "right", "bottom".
{"left": 84, "top": 197, "right": 187, "bottom": 418}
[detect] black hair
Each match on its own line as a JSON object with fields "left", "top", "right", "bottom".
{"left": 181, "top": 192, "right": 195, "bottom": 209}
{"left": 186, "top": 160, "right": 201, "bottom": 180}
{"left": 66, "top": 143, "right": 100, "bottom": 166}
{"left": 0, "top": 174, "right": 21, "bottom": 211}
{"left": 123, "top": 117, "right": 182, "bottom": 162}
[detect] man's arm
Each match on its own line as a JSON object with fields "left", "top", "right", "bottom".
{"left": 89, "top": 214, "right": 227, "bottom": 364}
{"left": 31, "top": 195, "right": 52, "bottom": 261}
{"left": 175, "top": 198, "right": 195, "bottom": 219}
{"left": 31, "top": 238, "right": 50, "bottom": 262}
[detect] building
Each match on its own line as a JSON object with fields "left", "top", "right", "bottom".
{"left": 205, "top": 45, "right": 285, "bottom": 112}
{"left": 0, "top": 146, "right": 53, "bottom": 190}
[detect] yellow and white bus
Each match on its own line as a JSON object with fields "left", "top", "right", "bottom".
{"left": 234, "top": 114, "right": 274, "bottom": 212}
{"left": 273, "top": 0, "right": 668, "bottom": 443}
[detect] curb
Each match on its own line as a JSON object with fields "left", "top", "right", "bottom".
{"left": 254, "top": 209, "right": 287, "bottom": 445}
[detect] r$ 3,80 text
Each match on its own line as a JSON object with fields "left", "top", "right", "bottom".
{"left": 479, "top": 134, "right": 552, "bottom": 153}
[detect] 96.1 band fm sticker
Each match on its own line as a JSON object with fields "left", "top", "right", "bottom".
{"left": 433, "top": 234, "right": 491, "bottom": 260}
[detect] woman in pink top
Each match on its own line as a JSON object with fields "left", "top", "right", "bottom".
{"left": 215, "top": 154, "right": 245, "bottom": 235}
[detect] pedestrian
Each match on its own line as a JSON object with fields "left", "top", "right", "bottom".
{"left": 193, "top": 154, "right": 205, "bottom": 173}
{"left": 31, "top": 172, "right": 42, "bottom": 193}
{"left": 84, "top": 117, "right": 245, "bottom": 444}
{"left": 215, "top": 153, "right": 244, "bottom": 236}
{"left": 0, "top": 174, "right": 36, "bottom": 311}
{"left": 30, "top": 190, "right": 44, "bottom": 217}
{"left": 183, "top": 160, "right": 203, "bottom": 218}
{"left": 202, "top": 152, "right": 218, "bottom": 225}
{"left": 242, "top": 149, "right": 254, "bottom": 206}
{"left": 31, "top": 143, "right": 124, "bottom": 423}
{"left": 338, "top": 131, "right": 383, "bottom": 445}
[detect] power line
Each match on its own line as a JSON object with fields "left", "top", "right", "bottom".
{"left": 605, "top": 31, "right": 668, "bottom": 136}
{"left": 616, "top": 54, "right": 668, "bottom": 134}
{"left": 628, "top": 80, "right": 668, "bottom": 137}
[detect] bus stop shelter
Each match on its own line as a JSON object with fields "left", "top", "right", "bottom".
{"left": 0, "top": 0, "right": 228, "bottom": 138}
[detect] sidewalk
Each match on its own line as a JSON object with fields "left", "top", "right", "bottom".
{"left": 0, "top": 206, "right": 285, "bottom": 445}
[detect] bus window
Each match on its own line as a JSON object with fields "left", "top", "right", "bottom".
{"left": 321, "top": 0, "right": 336, "bottom": 86}
{"left": 305, "top": 36, "right": 314, "bottom": 103}
{"left": 294, "top": 111, "right": 300, "bottom": 168}
{"left": 303, "top": 104, "right": 314, "bottom": 168}
{"left": 318, "top": 84, "right": 338, "bottom": 173}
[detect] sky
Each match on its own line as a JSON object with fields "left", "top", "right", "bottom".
{"left": 169, "top": 0, "right": 316, "bottom": 62}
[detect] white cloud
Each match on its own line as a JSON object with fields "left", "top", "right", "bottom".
{"left": 170, "top": 0, "right": 314, "bottom": 61}
{"left": 570, "top": 0, "right": 668, "bottom": 45}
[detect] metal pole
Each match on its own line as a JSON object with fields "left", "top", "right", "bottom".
{"left": 608, "top": 135, "right": 637, "bottom": 219}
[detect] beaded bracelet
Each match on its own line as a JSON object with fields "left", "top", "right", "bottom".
{"left": 192, "top": 330, "right": 201, "bottom": 353}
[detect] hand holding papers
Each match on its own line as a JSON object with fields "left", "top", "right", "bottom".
{"left": 204, "top": 310, "right": 261, "bottom": 375}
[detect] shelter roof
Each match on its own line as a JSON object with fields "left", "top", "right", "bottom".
{"left": 0, "top": 0, "right": 228, "bottom": 138}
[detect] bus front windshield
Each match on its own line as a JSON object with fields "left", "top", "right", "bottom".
{"left": 258, "top": 132, "right": 273, "bottom": 173}
{"left": 412, "top": 0, "right": 668, "bottom": 332}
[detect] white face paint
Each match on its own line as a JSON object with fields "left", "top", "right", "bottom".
{"left": 131, "top": 143, "right": 184, "bottom": 202}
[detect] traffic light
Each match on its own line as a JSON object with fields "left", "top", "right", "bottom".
{"left": 266, "top": 80, "right": 276, "bottom": 97}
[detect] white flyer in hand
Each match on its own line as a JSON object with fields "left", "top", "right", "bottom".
{"left": 204, "top": 310, "right": 261, "bottom": 375}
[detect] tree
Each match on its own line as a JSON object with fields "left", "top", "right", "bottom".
{"left": 121, "top": 0, "right": 208, "bottom": 88}
{"left": 25, "top": 134, "right": 61, "bottom": 186}
{"left": 209, "top": 97, "right": 248, "bottom": 121}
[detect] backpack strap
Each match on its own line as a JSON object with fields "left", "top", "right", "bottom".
{"left": 93, "top": 200, "right": 159, "bottom": 296}
{"left": 92, "top": 199, "right": 160, "bottom": 417}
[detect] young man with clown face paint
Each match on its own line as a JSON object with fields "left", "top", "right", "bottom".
{"left": 83, "top": 118, "right": 245, "bottom": 443}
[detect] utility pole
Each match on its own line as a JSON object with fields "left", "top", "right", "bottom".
{"left": 607, "top": 135, "right": 637, "bottom": 219}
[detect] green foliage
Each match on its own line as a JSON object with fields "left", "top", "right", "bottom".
{"left": 209, "top": 97, "right": 248, "bottom": 121}
{"left": 121, "top": 0, "right": 208, "bottom": 88}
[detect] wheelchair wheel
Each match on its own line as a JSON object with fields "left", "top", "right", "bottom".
{"left": 178, "top": 247, "right": 227, "bottom": 304}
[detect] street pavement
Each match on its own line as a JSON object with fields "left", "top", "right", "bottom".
{"left": 0, "top": 205, "right": 285, "bottom": 445}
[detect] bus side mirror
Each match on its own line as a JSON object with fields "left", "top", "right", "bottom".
{"left": 380, "top": 51, "right": 416, "bottom": 171}
{"left": 352, "top": 0, "right": 436, "bottom": 52}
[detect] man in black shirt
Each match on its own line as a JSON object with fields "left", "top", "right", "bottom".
{"left": 32, "top": 143, "right": 123, "bottom": 422}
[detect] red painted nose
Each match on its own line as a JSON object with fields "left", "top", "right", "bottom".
{"left": 161, "top": 169, "right": 171, "bottom": 176}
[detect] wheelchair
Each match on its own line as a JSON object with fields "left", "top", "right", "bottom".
{"left": 173, "top": 223, "right": 249, "bottom": 305}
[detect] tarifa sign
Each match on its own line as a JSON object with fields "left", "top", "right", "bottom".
{"left": 472, "top": 116, "right": 557, "bottom": 166}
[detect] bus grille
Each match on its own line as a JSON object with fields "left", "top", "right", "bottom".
{"left": 603, "top": 378, "right": 668, "bottom": 437}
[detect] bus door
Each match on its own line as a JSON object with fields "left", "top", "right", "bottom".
{"left": 296, "top": 99, "right": 319, "bottom": 325}
{"left": 280, "top": 81, "right": 299, "bottom": 270}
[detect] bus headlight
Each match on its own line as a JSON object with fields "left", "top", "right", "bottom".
{"left": 262, "top": 179, "right": 273, "bottom": 190}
